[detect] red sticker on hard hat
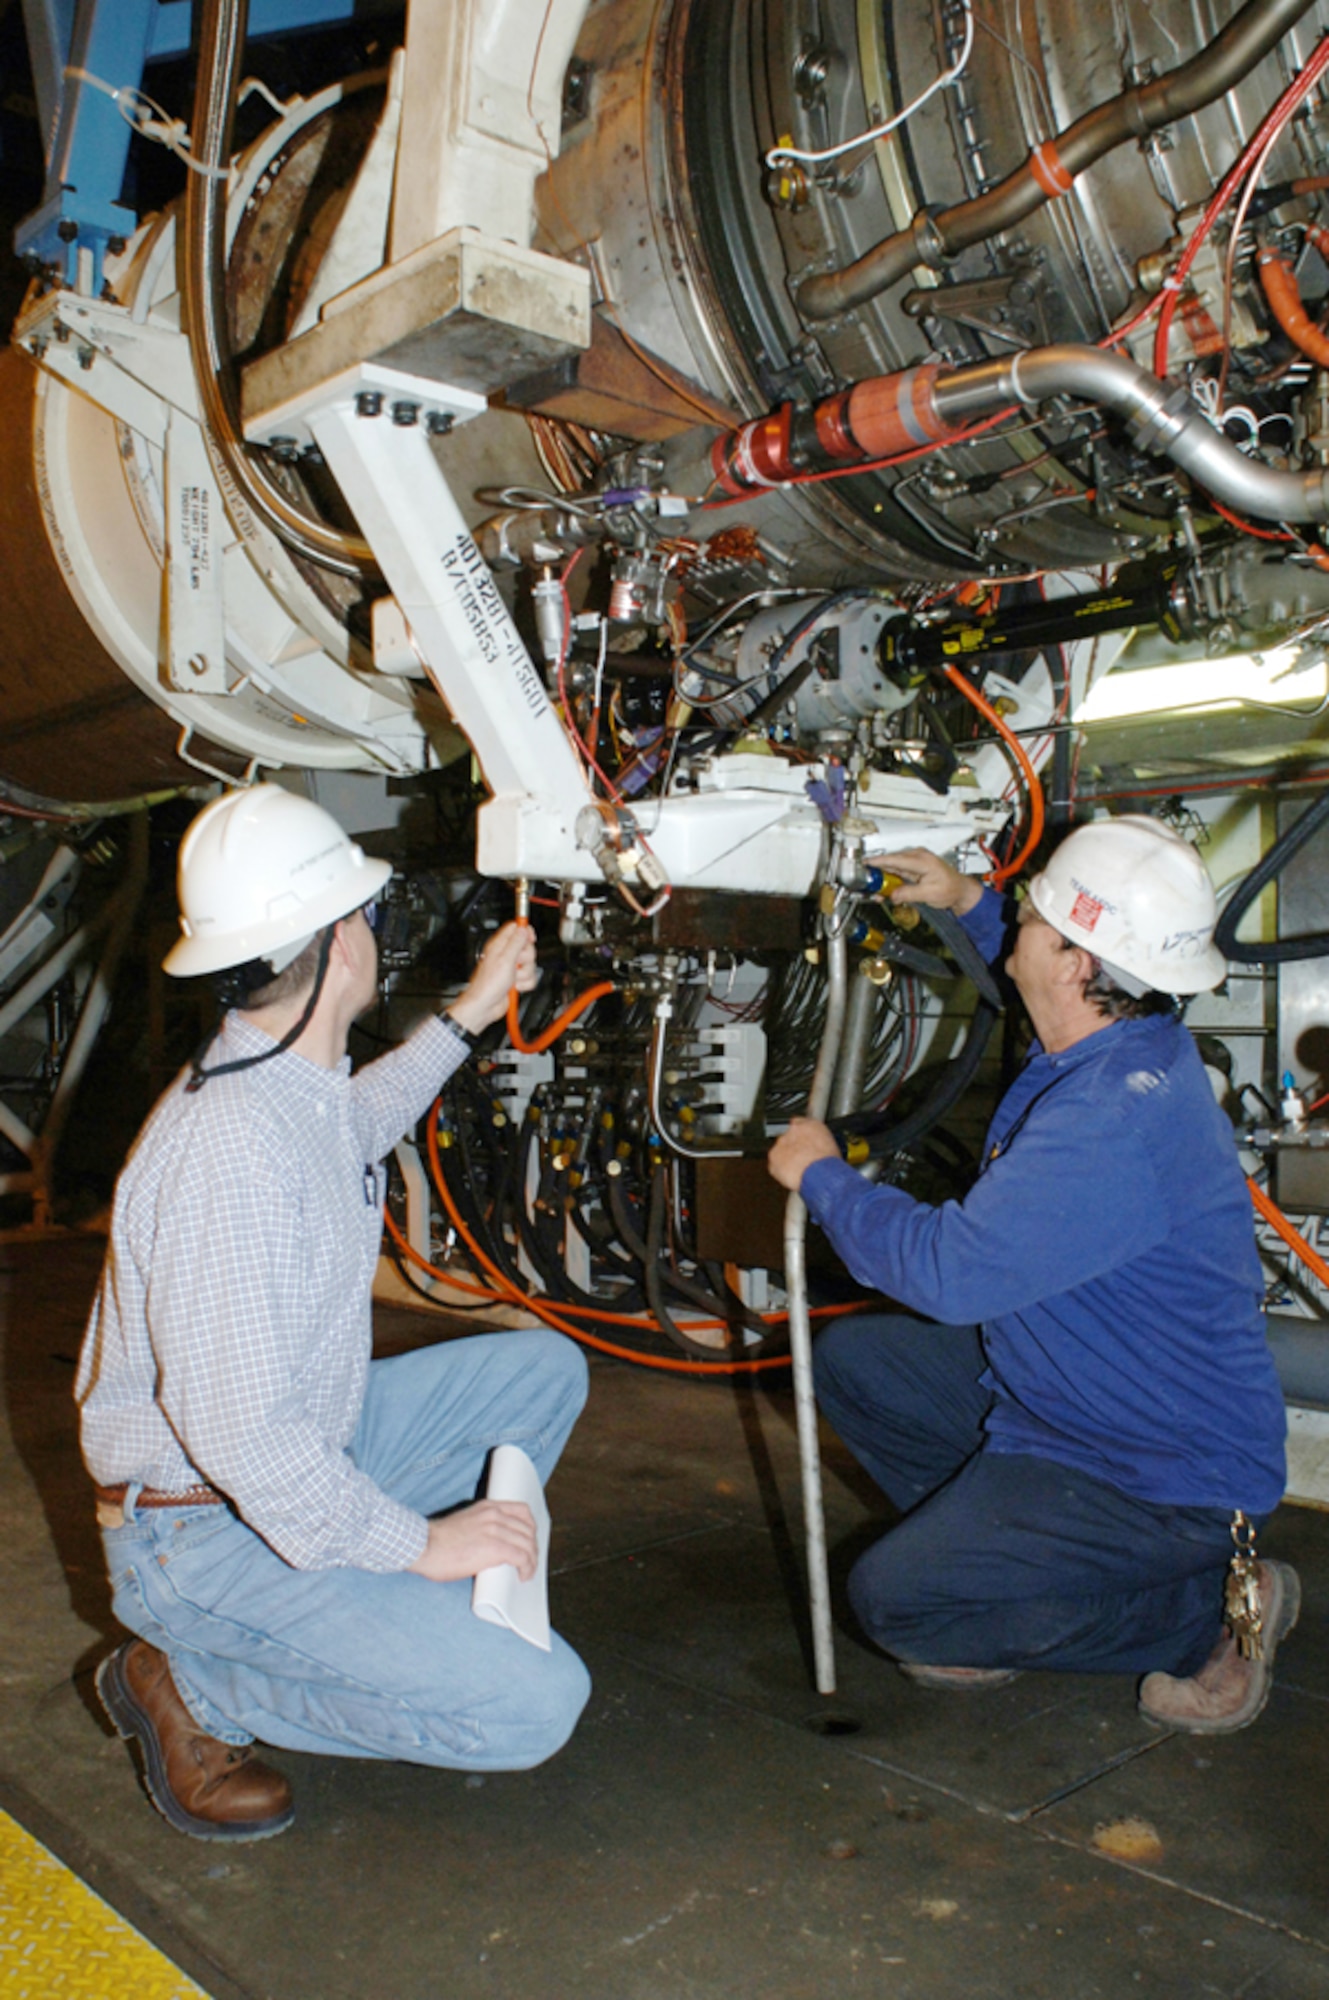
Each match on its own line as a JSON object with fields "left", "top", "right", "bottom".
{"left": 1069, "top": 890, "right": 1103, "bottom": 932}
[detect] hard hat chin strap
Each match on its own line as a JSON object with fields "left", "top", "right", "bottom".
{"left": 184, "top": 926, "right": 336, "bottom": 1093}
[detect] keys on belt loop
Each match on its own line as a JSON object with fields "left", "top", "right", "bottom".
{"left": 1224, "top": 1509, "right": 1264, "bottom": 1661}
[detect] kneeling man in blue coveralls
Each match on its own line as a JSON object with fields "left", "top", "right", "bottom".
{"left": 769, "top": 816, "right": 1294, "bottom": 1733}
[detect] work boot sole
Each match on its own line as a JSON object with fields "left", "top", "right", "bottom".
{"left": 898, "top": 1662, "right": 1022, "bottom": 1690}
{"left": 1138, "top": 1559, "right": 1302, "bottom": 1736}
{"left": 96, "top": 1646, "right": 295, "bottom": 1843}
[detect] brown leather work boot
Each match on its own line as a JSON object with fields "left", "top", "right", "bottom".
{"left": 96, "top": 1640, "right": 294, "bottom": 1841}
{"left": 1137, "top": 1559, "right": 1301, "bottom": 1735}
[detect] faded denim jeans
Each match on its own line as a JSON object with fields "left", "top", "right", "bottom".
{"left": 100, "top": 1330, "right": 591, "bottom": 1768}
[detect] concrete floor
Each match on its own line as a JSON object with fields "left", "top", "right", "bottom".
{"left": 3, "top": 1233, "right": 1328, "bottom": 2000}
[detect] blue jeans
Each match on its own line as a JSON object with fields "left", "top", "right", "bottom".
{"left": 100, "top": 1331, "right": 592, "bottom": 1768}
{"left": 814, "top": 1313, "right": 1243, "bottom": 1678}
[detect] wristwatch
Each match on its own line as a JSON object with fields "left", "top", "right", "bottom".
{"left": 442, "top": 1011, "right": 481, "bottom": 1051}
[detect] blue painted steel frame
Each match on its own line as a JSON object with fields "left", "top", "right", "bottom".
{"left": 14, "top": 0, "right": 396, "bottom": 288}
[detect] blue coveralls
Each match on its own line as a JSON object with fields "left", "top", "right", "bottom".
{"left": 803, "top": 889, "right": 1287, "bottom": 1677}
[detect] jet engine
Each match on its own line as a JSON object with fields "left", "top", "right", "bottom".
{"left": 5, "top": 0, "right": 1329, "bottom": 1412}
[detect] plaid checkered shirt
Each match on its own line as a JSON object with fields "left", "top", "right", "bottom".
{"left": 75, "top": 1012, "right": 471, "bottom": 1571}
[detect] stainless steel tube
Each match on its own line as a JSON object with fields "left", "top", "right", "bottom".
{"left": 646, "top": 997, "right": 744, "bottom": 1161}
{"left": 829, "top": 963, "right": 876, "bottom": 1122}
{"left": 930, "top": 344, "right": 1329, "bottom": 522}
{"left": 785, "top": 922, "right": 850, "bottom": 1696}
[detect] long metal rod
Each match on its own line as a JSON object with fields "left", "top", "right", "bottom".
{"left": 0, "top": 907, "right": 114, "bottom": 1048}
{"left": 785, "top": 921, "right": 849, "bottom": 1695}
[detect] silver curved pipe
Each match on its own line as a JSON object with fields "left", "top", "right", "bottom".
{"left": 785, "top": 922, "right": 850, "bottom": 1697}
{"left": 185, "top": 0, "right": 375, "bottom": 579}
{"left": 931, "top": 344, "right": 1329, "bottom": 522}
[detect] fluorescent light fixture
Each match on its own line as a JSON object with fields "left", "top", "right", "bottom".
{"left": 1077, "top": 644, "right": 1327, "bottom": 723}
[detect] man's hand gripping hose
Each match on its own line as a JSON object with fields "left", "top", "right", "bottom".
{"left": 504, "top": 877, "right": 616, "bottom": 1056}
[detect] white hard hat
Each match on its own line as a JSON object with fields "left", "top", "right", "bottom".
{"left": 1027, "top": 815, "right": 1226, "bottom": 996}
{"left": 163, "top": 784, "right": 392, "bottom": 978}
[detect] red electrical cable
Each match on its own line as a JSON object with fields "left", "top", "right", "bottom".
{"left": 1208, "top": 498, "right": 1295, "bottom": 542}
{"left": 941, "top": 664, "right": 1046, "bottom": 886}
{"left": 1152, "top": 35, "right": 1329, "bottom": 378}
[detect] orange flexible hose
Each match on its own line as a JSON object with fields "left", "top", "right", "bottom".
{"left": 385, "top": 1175, "right": 867, "bottom": 1336}
{"left": 941, "top": 664, "right": 1046, "bottom": 887}
{"left": 505, "top": 980, "right": 617, "bottom": 1056}
{"left": 1247, "top": 1176, "right": 1329, "bottom": 1291}
{"left": 1256, "top": 250, "right": 1329, "bottom": 370}
{"left": 423, "top": 1104, "right": 797, "bottom": 1374}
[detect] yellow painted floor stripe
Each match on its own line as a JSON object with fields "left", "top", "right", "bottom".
{"left": 0, "top": 1808, "right": 212, "bottom": 1999}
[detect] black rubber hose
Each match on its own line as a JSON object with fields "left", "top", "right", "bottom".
{"left": 434, "top": 1097, "right": 514, "bottom": 1282}
{"left": 604, "top": 1149, "right": 733, "bottom": 1317}
{"left": 914, "top": 904, "right": 1005, "bottom": 1011}
{"left": 1214, "top": 788, "right": 1329, "bottom": 964}
{"left": 643, "top": 1164, "right": 743, "bottom": 1360}
{"left": 1047, "top": 648, "right": 1073, "bottom": 832}
{"left": 830, "top": 998, "right": 1001, "bottom": 1157}
{"left": 604, "top": 1156, "right": 652, "bottom": 1263}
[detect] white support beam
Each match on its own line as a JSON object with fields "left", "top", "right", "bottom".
{"left": 391, "top": 0, "right": 592, "bottom": 259}
{"left": 262, "top": 360, "right": 590, "bottom": 822}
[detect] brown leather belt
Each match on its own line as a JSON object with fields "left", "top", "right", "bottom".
{"left": 95, "top": 1482, "right": 225, "bottom": 1509}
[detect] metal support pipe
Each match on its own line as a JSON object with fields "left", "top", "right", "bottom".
{"left": 0, "top": 905, "right": 115, "bottom": 1048}
{"left": 785, "top": 920, "right": 850, "bottom": 1695}
{"left": 0, "top": 1097, "right": 35, "bottom": 1158}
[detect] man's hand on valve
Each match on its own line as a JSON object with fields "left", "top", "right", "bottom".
{"left": 870, "top": 847, "right": 984, "bottom": 917}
